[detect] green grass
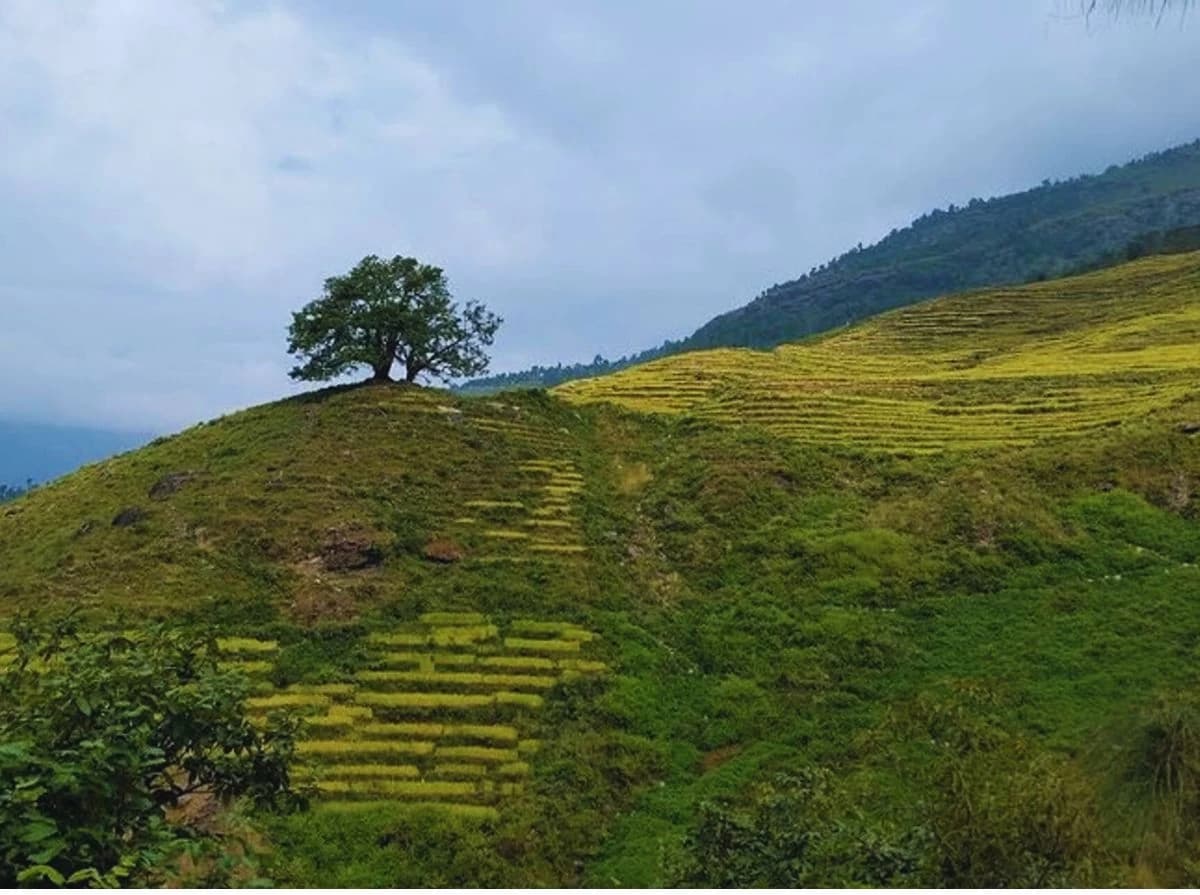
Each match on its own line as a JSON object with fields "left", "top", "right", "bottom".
{"left": 316, "top": 780, "right": 479, "bottom": 799}
{"left": 246, "top": 693, "right": 331, "bottom": 711}
{"left": 433, "top": 745, "right": 519, "bottom": 764}
{"left": 355, "top": 692, "right": 494, "bottom": 711}
{"left": 217, "top": 637, "right": 278, "bottom": 654}
{"left": 503, "top": 637, "right": 582, "bottom": 654}
{"left": 478, "top": 655, "right": 556, "bottom": 670}
{"left": 430, "top": 763, "right": 490, "bottom": 778}
{"left": 217, "top": 659, "right": 273, "bottom": 674}
{"left": 355, "top": 670, "right": 558, "bottom": 690}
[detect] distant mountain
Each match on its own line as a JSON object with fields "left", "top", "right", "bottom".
{"left": 461, "top": 138, "right": 1200, "bottom": 392}
{"left": 0, "top": 420, "right": 151, "bottom": 491}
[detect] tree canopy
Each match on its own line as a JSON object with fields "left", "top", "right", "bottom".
{"left": 287, "top": 254, "right": 501, "bottom": 385}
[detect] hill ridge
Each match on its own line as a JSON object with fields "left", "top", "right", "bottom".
{"left": 554, "top": 250, "right": 1200, "bottom": 453}
{"left": 462, "top": 137, "right": 1200, "bottom": 393}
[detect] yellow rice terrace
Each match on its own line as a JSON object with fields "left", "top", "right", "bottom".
{"left": 222, "top": 612, "right": 606, "bottom": 819}
{"left": 556, "top": 252, "right": 1200, "bottom": 453}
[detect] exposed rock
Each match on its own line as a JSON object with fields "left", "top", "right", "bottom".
{"left": 287, "top": 584, "right": 359, "bottom": 626}
{"left": 112, "top": 506, "right": 148, "bottom": 527}
{"left": 75, "top": 520, "right": 96, "bottom": 538}
{"left": 320, "top": 525, "right": 385, "bottom": 571}
{"left": 1168, "top": 471, "right": 1192, "bottom": 512}
{"left": 1178, "top": 421, "right": 1200, "bottom": 436}
{"left": 149, "top": 471, "right": 193, "bottom": 500}
{"left": 422, "top": 537, "right": 465, "bottom": 564}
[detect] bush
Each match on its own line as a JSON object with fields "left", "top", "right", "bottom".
{"left": 669, "top": 769, "right": 925, "bottom": 887}
{"left": 925, "top": 743, "right": 1105, "bottom": 887}
{"left": 0, "top": 615, "right": 302, "bottom": 886}
{"left": 908, "top": 687, "right": 1108, "bottom": 887}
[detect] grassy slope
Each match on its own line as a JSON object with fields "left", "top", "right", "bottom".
{"left": 0, "top": 255, "right": 1198, "bottom": 884}
{"left": 557, "top": 251, "right": 1200, "bottom": 452}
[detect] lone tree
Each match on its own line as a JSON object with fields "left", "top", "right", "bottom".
{"left": 287, "top": 254, "right": 501, "bottom": 385}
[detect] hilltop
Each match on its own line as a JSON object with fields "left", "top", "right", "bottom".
{"left": 462, "top": 138, "right": 1200, "bottom": 393}
{"left": 0, "top": 253, "right": 1198, "bottom": 885}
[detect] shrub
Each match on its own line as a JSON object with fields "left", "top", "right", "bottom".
{"left": 1139, "top": 691, "right": 1200, "bottom": 836}
{"left": 0, "top": 615, "right": 301, "bottom": 887}
{"left": 669, "top": 769, "right": 925, "bottom": 887}
{"left": 925, "top": 743, "right": 1106, "bottom": 887}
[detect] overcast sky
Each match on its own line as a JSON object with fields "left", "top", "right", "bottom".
{"left": 2, "top": 0, "right": 1198, "bottom": 433}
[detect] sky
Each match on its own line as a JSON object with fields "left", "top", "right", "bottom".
{"left": 1, "top": 0, "right": 1198, "bottom": 434}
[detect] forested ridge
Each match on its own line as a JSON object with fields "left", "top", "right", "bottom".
{"left": 461, "top": 138, "right": 1200, "bottom": 393}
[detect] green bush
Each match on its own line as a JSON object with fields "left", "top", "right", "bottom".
{"left": 0, "top": 615, "right": 302, "bottom": 886}
{"left": 669, "top": 769, "right": 925, "bottom": 887}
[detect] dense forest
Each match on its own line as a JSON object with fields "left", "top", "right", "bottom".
{"left": 460, "top": 139, "right": 1200, "bottom": 393}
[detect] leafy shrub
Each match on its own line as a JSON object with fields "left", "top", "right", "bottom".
{"left": 907, "top": 687, "right": 1109, "bottom": 887}
{"left": 0, "top": 615, "right": 302, "bottom": 886}
{"left": 669, "top": 769, "right": 925, "bottom": 887}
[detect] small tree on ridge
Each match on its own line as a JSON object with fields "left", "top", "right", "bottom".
{"left": 287, "top": 254, "right": 501, "bottom": 384}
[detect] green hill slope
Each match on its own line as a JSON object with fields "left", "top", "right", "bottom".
{"left": 558, "top": 251, "right": 1200, "bottom": 452}
{"left": 2, "top": 256, "right": 1200, "bottom": 885}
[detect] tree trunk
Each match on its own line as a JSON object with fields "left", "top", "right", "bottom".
{"left": 404, "top": 363, "right": 421, "bottom": 383}
{"left": 370, "top": 359, "right": 393, "bottom": 382}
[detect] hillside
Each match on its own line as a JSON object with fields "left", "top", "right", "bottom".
{"left": 1, "top": 254, "right": 1199, "bottom": 885}
{"left": 462, "top": 139, "right": 1200, "bottom": 393}
{"left": 557, "top": 251, "right": 1200, "bottom": 452}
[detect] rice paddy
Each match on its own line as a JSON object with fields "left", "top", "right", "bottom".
{"left": 555, "top": 252, "right": 1200, "bottom": 453}
{"left": 218, "top": 612, "right": 607, "bottom": 818}
{"left": 451, "top": 456, "right": 590, "bottom": 559}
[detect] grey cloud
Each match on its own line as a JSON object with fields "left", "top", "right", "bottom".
{"left": 2, "top": 0, "right": 1199, "bottom": 431}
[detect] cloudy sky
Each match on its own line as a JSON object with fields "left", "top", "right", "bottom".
{"left": 2, "top": 0, "right": 1198, "bottom": 433}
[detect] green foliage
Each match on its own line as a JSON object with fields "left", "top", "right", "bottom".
{"left": 669, "top": 769, "right": 925, "bottom": 887}
{"left": 907, "top": 691, "right": 1109, "bottom": 887}
{"left": 0, "top": 616, "right": 302, "bottom": 886}
{"left": 288, "top": 254, "right": 501, "bottom": 383}
{"left": 268, "top": 804, "right": 512, "bottom": 887}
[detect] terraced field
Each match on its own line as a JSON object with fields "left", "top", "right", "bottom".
{"left": 221, "top": 612, "right": 606, "bottom": 820}
{"left": 556, "top": 252, "right": 1200, "bottom": 452}
{"left": 451, "top": 458, "right": 588, "bottom": 560}
{"left": 369, "top": 392, "right": 590, "bottom": 560}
